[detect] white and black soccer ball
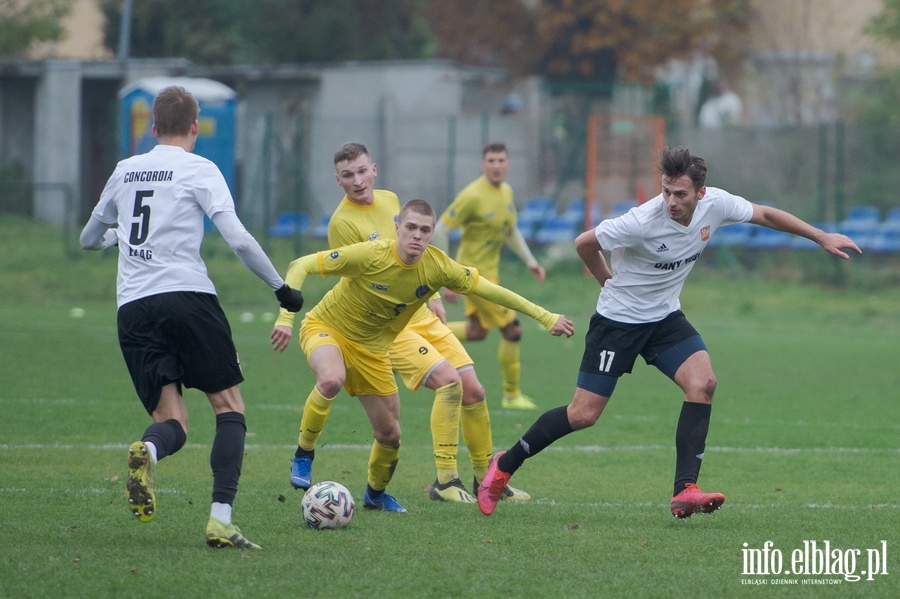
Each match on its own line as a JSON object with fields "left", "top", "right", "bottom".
{"left": 301, "top": 481, "right": 355, "bottom": 529}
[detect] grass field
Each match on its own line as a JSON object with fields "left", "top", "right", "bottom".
{"left": 1, "top": 216, "right": 898, "bottom": 597}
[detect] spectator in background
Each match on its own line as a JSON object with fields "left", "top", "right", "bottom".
{"left": 698, "top": 80, "right": 743, "bottom": 128}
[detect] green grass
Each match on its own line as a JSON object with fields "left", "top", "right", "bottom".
{"left": 1, "top": 216, "right": 899, "bottom": 597}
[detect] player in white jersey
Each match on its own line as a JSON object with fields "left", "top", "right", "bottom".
{"left": 80, "top": 85, "right": 303, "bottom": 549}
{"left": 477, "top": 145, "right": 861, "bottom": 519}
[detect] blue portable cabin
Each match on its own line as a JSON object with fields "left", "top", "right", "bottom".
{"left": 118, "top": 77, "right": 238, "bottom": 197}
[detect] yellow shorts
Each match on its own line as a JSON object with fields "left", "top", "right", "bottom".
{"left": 464, "top": 292, "right": 517, "bottom": 329}
{"left": 299, "top": 315, "right": 397, "bottom": 397}
{"left": 390, "top": 312, "right": 474, "bottom": 391}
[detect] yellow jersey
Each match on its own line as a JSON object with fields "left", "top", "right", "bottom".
{"left": 275, "top": 239, "right": 558, "bottom": 353}
{"left": 327, "top": 190, "right": 400, "bottom": 248}
{"left": 327, "top": 189, "right": 436, "bottom": 326}
{"left": 440, "top": 176, "right": 517, "bottom": 280}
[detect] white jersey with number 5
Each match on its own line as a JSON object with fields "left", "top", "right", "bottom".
{"left": 91, "top": 144, "right": 235, "bottom": 307}
{"left": 593, "top": 187, "right": 754, "bottom": 323}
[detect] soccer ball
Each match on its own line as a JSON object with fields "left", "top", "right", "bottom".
{"left": 301, "top": 481, "right": 355, "bottom": 529}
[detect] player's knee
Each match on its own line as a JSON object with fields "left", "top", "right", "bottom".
{"left": 686, "top": 376, "right": 717, "bottom": 403}
{"left": 424, "top": 362, "right": 461, "bottom": 388}
{"left": 374, "top": 424, "right": 401, "bottom": 447}
{"left": 461, "top": 379, "right": 485, "bottom": 405}
{"left": 317, "top": 376, "right": 344, "bottom": 399}
{"left": 467, "top": 327, "right": 489, "bottom": 341}
{"left": 568, "top": 405, "right": 601, "bottom": 430}
{"left": 502, "top": 319, "right": 522, "bottom": 341}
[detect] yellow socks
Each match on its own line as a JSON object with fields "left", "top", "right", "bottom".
{"left": 461, "top": 400, "right": 492, "bottom": 481}
{"left": 367, "top": 440, "right": 401, "bottom": 491}
{"left": 432, "top": 381, "right": 462, "bottom": 484}
{"left": 498, "top": 338, "right": 522, "bottom": 398}
{"left": 298, "top": 386, "right": 334, "bottom": 451}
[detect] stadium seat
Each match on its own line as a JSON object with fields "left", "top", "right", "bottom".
{"left": 517, "top": 197, "right": 557, "bottom": 241}
{"left": 844, "top": 205, "right": 880, "bottom": 223}
{"left": 839, "top": 219, "right": 880, "bottom": 251}
{"left": 312, "top": 214, "right": 330, "bottom": 239}
{"left": 534, "top": 216, "right": 578, "bottom": 244}
{"left": 745, "top": 226, "right": 791, "bottom": 249}
{"left": 885, "top": 207, "right": 900, "bottom": 224}
{"left": 269, "top": 212, "right": 310, "bottom": 237}
{"left": 611, "top": 199, "right": 638, "bottom": 216}
{"left": 709, "top": 222, "right": 753, "bottom": 247}
{"left": 871, "top": 220, "right": 900, "bottom": 252}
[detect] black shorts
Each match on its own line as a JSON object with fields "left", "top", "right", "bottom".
{"left": 117, "top": 292, "right": 244, "bottom": 414}
{"left": 576, "top": 310, "right": 706, "bottom": 398}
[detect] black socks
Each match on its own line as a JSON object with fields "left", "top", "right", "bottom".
{"left": 499, "top": 405, "right": 575, "bottom": 474}
{"left": 210, "top": 411, "right": 246, "bottom": 505}
{"left": 673, "top": 402, "right": 711, "bottom": 496}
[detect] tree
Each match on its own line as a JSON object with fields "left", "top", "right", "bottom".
{"left": 0, "top": 0, "right": 74, "bottom": 58}
{"left": 425, "top": 0, "right": 539, "bottom": 76}
{"left": 100, "top": 0, "right": 245, "bottom": 64}
{"left": 101, "top": 0, "right": 435, "bottom": 65}
{"left": 538, "top": 0, "right": 751, "bottom": 83}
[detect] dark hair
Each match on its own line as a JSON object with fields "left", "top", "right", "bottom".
{"left": 399, "top": 199, "right": 435, "bottom": 224}
{"left": 658, "top": 145, "right": 707, "bottom": 190}
{"left": 482, "top": 141, "right": 507, "bottom": 157}
{"left": 152, "top": 86, "right": 199, "bottom": 137}
{"left": 334, "top": 142, "right": 369, "bottom": 166}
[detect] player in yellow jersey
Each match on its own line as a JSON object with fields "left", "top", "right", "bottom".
{"left": 271, "top": 199, "right": 574, "bottom": 512}
{"left": 295, "top": 142, "right": 532, "bottom": 503}
{"left": 433, "top": 142, "right": 547, "bottom": 410}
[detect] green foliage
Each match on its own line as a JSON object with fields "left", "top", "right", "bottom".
{"left": 100, "top": 0, "right": 435, "bottom": 65}
{"left": 0, "top": 0, "right": 73, "bottom": 58}
{"left": 538, "top": 0, "right": 752, "bottom": 83}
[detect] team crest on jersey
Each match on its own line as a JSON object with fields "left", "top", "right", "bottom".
{"left": 701, "top": 226, "right": 710, "bottom": 241}
{"left": 415, "top": 285, "right": 431, "bottom": 299}
{"left": 329, "top": 251, "right": 340, "bottom": 259}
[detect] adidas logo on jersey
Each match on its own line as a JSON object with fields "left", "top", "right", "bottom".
{"left": 656, "top": 243, "right": 669, "bottom": 252}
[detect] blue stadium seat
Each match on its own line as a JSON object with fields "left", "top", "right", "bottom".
{"left": 746, "top": 226, "right": 791, "bottom": 249}
{"left": 269, "top": 212, "right": 310, "bottom": 237}
{"left": 839, "top": 219, "right": 880, "bottom": 251}
{"left": 709, "top": 222, "right": 753, "bottom": 247}
{"left": 885, "top": 207, "right": 900, "bottom": 224}
{"left": 534, "top": 216, "right": 578, "bottom": 244}
{"left": 611, "top": 199, "right": 638, "bottom": 216}
{"left": 312, "top": 214, "right": 330, "bottom": 239}
{"left": 871, "top": 221, "right": 900, "bottom": 252}
{"left": 844, "top": 205, "right": 880, "bottom": 223}
{"left": 517, "top": 197, "right": 557, "bottom": 241}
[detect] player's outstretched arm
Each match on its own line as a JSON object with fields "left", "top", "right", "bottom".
{"left": 549, "top": 314, "right": 574, "bottom": 337}
{"left": 212, "top": 211, "right": 286, "bottom": 288}
{"left": 468, "top": 277, "right": 574, "bottom": 337}
{"left": 748, "top": 204, "right": 862, "bottom": 260}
